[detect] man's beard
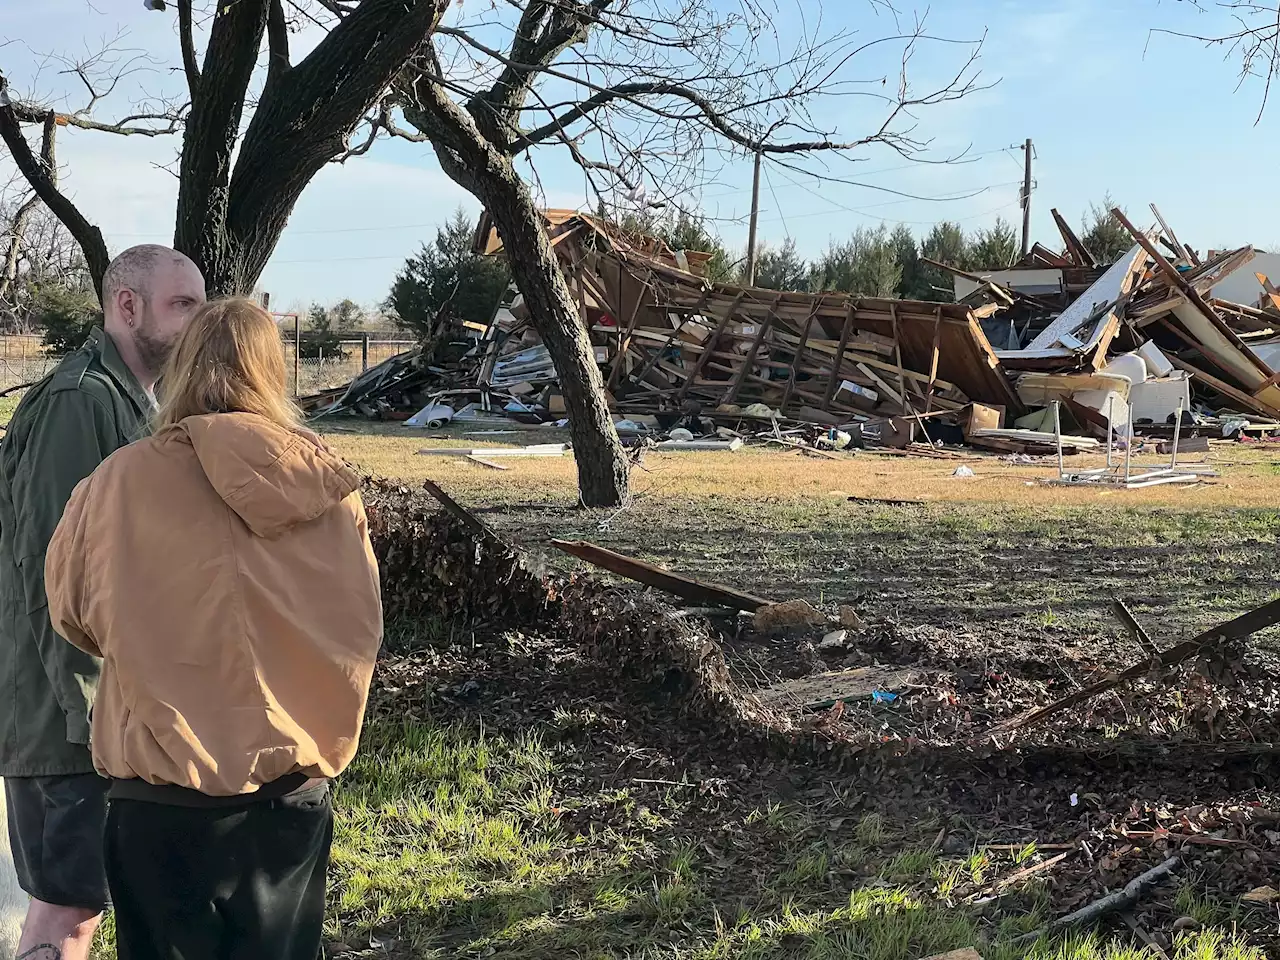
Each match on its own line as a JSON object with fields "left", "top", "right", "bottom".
{"left": 134, "top": 303, "right": 177, "bottom": 378}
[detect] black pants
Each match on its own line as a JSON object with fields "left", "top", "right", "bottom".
{"left": 104, "top": 782, "right": 332, "bottom": 960}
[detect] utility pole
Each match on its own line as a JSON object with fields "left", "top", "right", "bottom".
{"left": 1020, "top": 138, "right": 1033, "bottom": 259}
{"left": 745, "top": 149, "right": 762, "bottom": 286}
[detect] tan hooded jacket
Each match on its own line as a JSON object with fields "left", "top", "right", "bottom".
{"left": 44, "top": 412, "right": 382, "bottom": 797}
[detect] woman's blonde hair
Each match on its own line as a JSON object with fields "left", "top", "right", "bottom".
{"left": 156, "top": 297, "right": 300, "bottom": 430}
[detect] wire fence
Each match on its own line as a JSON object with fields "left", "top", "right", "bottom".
{"left": 0, "top": 336, "right": 418, "bottom": 395}
{"left": 283, "top": 339, "right": 416, "bottom": 396}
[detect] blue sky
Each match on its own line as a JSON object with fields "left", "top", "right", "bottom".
{"left": 2, "top": 0, "right": 1277, "bottom": 310}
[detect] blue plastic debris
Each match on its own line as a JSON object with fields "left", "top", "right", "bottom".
{"left": 871, "top": 690, "right": 898, "bottom": 703}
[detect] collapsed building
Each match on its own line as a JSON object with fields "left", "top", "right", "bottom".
{"left": 304, "top": 204, "right": 1280, "bottom": 456}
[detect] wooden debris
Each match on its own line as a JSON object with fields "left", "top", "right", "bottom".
{"left": 1110, "top": 597, "right": 1159, "bottom": 657}
{"left": 421, "top": 480, "right": 494, "bottom": 541}
{"left": 1015, "top": 856, "right": 1180, "bottom": 943}
{"left": 1157, "top": 436, "right": 1210, "bottom": 454}
{"left": 466, "top": 456, "right": 510, "bottom": 470}
{"left": 550, "top": 539, "right": 769, "bottom": 612}
{"left": 989, "top": 596, "right": 1280, "bottom": 737}
{"left": 994, "top": 851, "right": 1073, "bottom": 890}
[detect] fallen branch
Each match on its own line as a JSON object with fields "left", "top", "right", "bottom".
{"left": 550, "top": 539, "right": 769, "bottom": 612}
{"left": 994, "top": 850, "right": 1073, "bottom": 890}
{"left": 989, "top": 597, "right": 1280, "bottom": 737}
{"left": 0, "top": 380, "right": 35, "bottom": 398}
{"left": 1015, "top": 856, "right": 1181, "bottom": 944}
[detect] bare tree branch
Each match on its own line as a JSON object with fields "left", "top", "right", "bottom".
{"left": 266, "top": 0, "right": 292, "bottom": 86}
{"left": 0, "top": 74, "right": 109, "bottom": 300}
{"left": 178, "top": 0, "right": 202, "bottom": 97}
{"left": 1151, "top": 1, "right": 1280, "bottom": 121}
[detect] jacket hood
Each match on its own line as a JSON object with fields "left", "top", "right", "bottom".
{"left": 172, "top": 413, "right": 360, "bottom": 539}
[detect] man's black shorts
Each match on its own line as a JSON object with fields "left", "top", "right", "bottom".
{"left": 4, "top": 773, "right": 109, "bottom": 911}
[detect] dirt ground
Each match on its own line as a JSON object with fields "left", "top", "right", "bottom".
{"left": 314, "top": 419, "right": 1280, "bottom": 959}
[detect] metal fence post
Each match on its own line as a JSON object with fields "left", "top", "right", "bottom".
{"left": 293, "top": 314, "right": 301, "bottom": 397}
{"left": 361, "top": 333, "right": 369, "bottom": 373}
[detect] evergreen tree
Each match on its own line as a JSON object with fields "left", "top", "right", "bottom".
{"left": 752, "top": 238, "right": 808, "bottom": 292}
{"left": 387, "top": 208, "right": 510, "bottom": 341}
{"left": 969, "top": 217, "right": 1019, "bottom": 270}
{"left": 1081, "top": 196, "right": 1133, "bottom": 264}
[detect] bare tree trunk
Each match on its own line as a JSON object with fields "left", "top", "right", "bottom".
{"left": 398, "top": 69, "right": 631, "bottom": 508}
{"left": 170, "top": 0, "right": 447, "bottom": 296}
{"left": 0, "top": 194, "right": 39, "bottom": 308}
{"left": 479, "top": 174, "right": 631, "bottom": 507}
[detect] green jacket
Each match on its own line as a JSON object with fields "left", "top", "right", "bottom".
{"left": 0, "top": 328, "right": 153, "bottom": 776}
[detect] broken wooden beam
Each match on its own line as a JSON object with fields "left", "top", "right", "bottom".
{"left": 1110, "top": 597, "right": 1158, "bottom": 656}
{"left": 422, "top": 479, "right": 494, "bottom": 541}
{"left": 550, "top": 539, "right": 769, "bottom": 611}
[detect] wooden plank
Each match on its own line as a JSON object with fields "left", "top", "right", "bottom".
{"left": 675, "top": 292, "right": 743, "bottom": 402}
{"left": 1166, "top": 353, "right": 1280, "bottom": 418}
{"left": 925, "top": 305, "right": 943, "bottom": 413}
{"left": 777, "top": 333, "right": 962, "bottom": 393}
{"left": 822, "top": 304, "right": 856, "bottom": 411}
{"left": 1151, "top": 203, "right": 1198, "bottom": 266}
{"left": 780, "top": 307, "right": 818, "bottom": 413}
{"left": 723, "top": 311, "right": 774, "bottom": 405}
{"left": 550, "top": 539, "right": 770, "bottom": 611}
{"left": 1051, "top": 207, "right": 1097, "bottom": 268}
{"left": 467, "top": 456, "right": 510, "bottom": 471}
{"left": 1111, "top": 597, "right": 1158, "bottom": 656}
{"left": 855, "top": 363, "right": 903, "bottom": 407}
{"left": 1112, "top": 209, "right": 1271, "bottom": 379}
{"left": 889, "top": 302, "right": 914, "bottom": 410}
{"left": 968, "top": 435, "right": 1076, "bottom": 456}
{"left": 627, "top": 319, "right": 688, "bottom": 389}
{"left": 422, "top": 479, "right": 493, "bottom": 541}
{"left": 606, "top": 270, "right": 653, "bottom": 391}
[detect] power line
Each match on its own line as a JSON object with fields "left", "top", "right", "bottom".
{"left": 697, "top": 145, "right": 1023, "bottom": 201}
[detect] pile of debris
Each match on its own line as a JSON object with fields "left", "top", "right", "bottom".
{"left": 304, "top": 204, "right": 1280, "bottom": 463}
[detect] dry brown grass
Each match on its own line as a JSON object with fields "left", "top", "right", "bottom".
{"left": 321, "top": 421, "right": 1280, "bottom": 510}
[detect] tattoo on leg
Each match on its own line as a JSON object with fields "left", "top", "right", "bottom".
{"left": 18, "top": 946, "right": 62, "bottom": 960}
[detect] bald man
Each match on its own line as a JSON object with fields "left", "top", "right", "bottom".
{"left": 0, "top": 245, "right": 205, "bottom": 960}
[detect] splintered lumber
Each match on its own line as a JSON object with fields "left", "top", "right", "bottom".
{"left": 467, "top": 456, "right": 510, "bottom": 470}
{"left": 1016, "top": 857, "right": 1181, "bottom": 944}
{"left": 550, "top": 539, "right": 769, "bottom": 611}
{"left": 822, "top": 306, "right": 857, "bottom": 410}
{"left": 675, "top": 293, "right": 742, "bottom": 402}
{"left": 1110, "top": 598, "right": 1158, "bottom": 656}
{"left": 991, "top": 597, "right": 1280, "bottom": 737}
{"left": 422, "top": 479, "right": 493, "bottom": 540}
{"left": 1051, "top": 208, "right": 1097, "bottom": 268}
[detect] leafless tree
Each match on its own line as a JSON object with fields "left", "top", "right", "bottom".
{"left": 350, "top": 0, "right": 989, "bottom": 506}
{"left": 1, "top": 1, "right": 450, "bottom": 300}
{"left": 1152, "top": 1, "right": 1280, "bottom": 120}
{"left": 0, "top": 123, "right": 91, "bottom": 332}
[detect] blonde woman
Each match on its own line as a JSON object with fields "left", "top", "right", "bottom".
{"left": 44, "top": 298, "right": 383, "bottom": 960}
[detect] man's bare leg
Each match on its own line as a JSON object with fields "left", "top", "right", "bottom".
{"left": 16, "top": 901, "right": 101, "bottom": 960}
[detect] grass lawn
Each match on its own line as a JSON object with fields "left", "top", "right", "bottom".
{"left": 84, "top": 418, "right": 1280, "bottom": 958}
